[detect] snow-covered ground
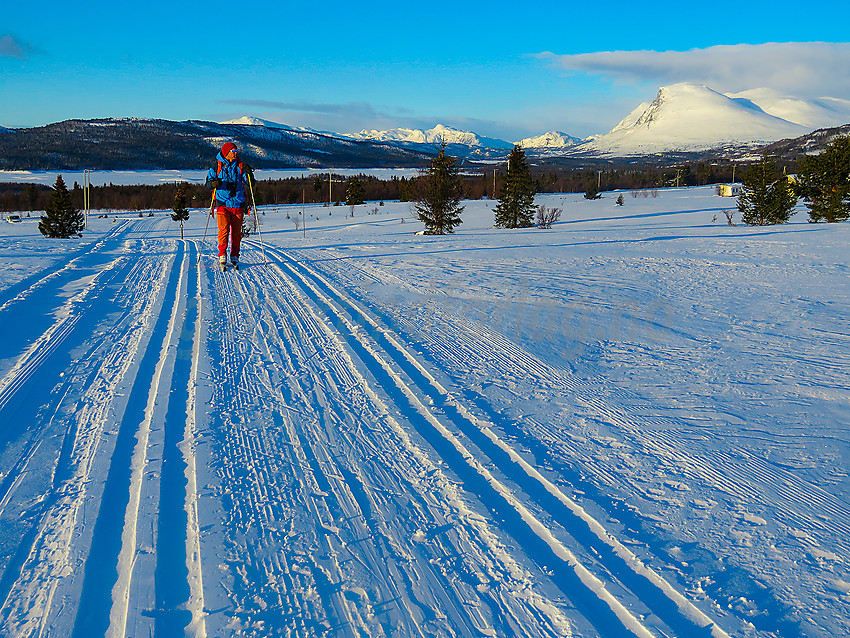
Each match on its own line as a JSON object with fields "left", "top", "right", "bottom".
{"left": 0, "top": 186, "right": 847, "bottom": 638}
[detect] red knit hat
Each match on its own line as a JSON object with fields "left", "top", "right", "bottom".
{"left": 221, "top": 142, "right": 237, "bottom": 156}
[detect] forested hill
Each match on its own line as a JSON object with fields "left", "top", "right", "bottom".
{"left": 758, "top": 122, "right": 850, "bottom": 159}
{"left": 0, "top": 118, "right": 434, "bottom": 170}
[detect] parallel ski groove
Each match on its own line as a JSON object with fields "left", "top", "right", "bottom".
{"left": 0, "top": 234, "right": 175, "bottom": 637}
{"left": 252, "top": 246, "right": 657, "bottom": 637}
{"left": 263, "top": 244, "right": 731, "bottom": 638}
{"left": 69, "top": 242, "right": 185, "bottom": 638}
{"left": 109, "top": 240, "right": 189, "bottom": 638}
{"left": 204, "top": 252, "right": 575, "bottom": 637}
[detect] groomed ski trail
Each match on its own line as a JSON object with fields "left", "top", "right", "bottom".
{"left": 0, "top": 221, "right": 207, "bottom": 638}
{"left": 196, "top": 241, "right": 731, "bottom": 638}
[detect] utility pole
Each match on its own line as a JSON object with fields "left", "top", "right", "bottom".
{"left": 83, "top": 169, "right": 92, "bottom": 229}
{"left": 327, "top": 172, "right": 346, "bottom": 206}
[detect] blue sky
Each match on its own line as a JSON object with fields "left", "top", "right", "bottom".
{"left": 2, "top": 0, "right": 849, "bottom": 140}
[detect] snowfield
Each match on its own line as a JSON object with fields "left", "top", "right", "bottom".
{"left": 0, "top": 186, "right": 847, "bottom": 638}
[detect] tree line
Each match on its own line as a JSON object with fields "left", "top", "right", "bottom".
{"left": 412, "top": 140, "right": 850, "bottom": 234}
{"left": 0, "top": 161, "right": 762, "bottom": 214}
{"left": 14, "top": 136, "right": 850, "bottom": 237}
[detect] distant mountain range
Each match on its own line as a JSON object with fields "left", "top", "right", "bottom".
{"left": 2, "top": 84, "right": 849, "bottom": 171}
{"left": 0, "top": 118, "right": 432, "bottom": 171}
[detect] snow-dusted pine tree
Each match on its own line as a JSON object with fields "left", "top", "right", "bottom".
{"left": 795, "top": 137, "right": 850, "bottom": 223}
{"left": 737, "top": 155, "right": 797, "bottom": 226}
{"left": 39, "top": 175, "right": 84, "bottom": 238}
{"left": 414, "top": 143, "right": 464, "bottom": 234}
{"left": 494, "top": 146, "right": 535, "bottom": 228}
{"left": 345, "top": 176, "right": 366, "bottom": 206}
{"left": 171, "top": 183, "right": 190, "bottom": 239}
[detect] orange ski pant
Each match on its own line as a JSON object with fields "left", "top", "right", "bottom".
{"left": 216, "top": 206, "right": 244, "bottom": 258}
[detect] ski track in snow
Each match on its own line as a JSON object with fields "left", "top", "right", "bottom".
{"left": 0, "top": 189, "right": 847, "bottom": 638}
{"left": 293, "top": 211, "right": 849, "bottom": 637}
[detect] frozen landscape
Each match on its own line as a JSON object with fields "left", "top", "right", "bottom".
{"left": 0, "top": 186, "right": 847, "bottom": 638}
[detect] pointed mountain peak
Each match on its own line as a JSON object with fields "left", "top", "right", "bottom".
{"left": 586, "top": 82, "right": 809, "bottom": 155}
{"left": 352, "top": 124, "right": 512, "bottom": 149}
{"left": 519, "top": 131, "right": 583, "bottom": 149}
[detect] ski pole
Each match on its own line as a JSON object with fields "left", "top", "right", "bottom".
{"left": 246, "top": 174, "right": 267, "bottom": 266}
{"left": 197, "top": 188, "right": 216, "bottom": 266}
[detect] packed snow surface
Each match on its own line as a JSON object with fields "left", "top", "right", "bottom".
{"left": 0, "top": 186, "right": 848, "bottom": 638}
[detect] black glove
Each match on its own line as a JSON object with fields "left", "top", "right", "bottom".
{"left": 207, "top": 177, "right": 222, "bottom": 189}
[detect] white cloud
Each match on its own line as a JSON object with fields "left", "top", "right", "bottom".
{"left": 0, "top": 34, "right": 34, "bottom": 59}
{"left": 540, "top": 42, "right": 850, "bottom": 98}
{"left": 217, "top": 99, "right": 529, "bottom": 140}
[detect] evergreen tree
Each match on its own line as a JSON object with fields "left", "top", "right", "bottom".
{"left": 737, "top": 155, "right": 797, "bottom": 226}
{"left": 241, "top": 212, "right": 256, "bottom": 239}
{"left": 794, "top": 137, "right": 850, "bottom": 223}
{"left": 39, "top": 175, "right": 84, "bottom": 238}
{"left": 345, "top": 176, "right": 366, "bottom": 206}
{"left": 413, "top": 143, "right": 464, "bottom": 235}
{"left": 25, "top": 184, "right": 39, "bottom": 211}
{"left": 494, "top": 145, "right": 535, "bottom": 228}
{"left": 584, "top": 180, "right": 601, "bottom": 200}
{"left": 171, "top": 183, "right": 190, "bottom": 239}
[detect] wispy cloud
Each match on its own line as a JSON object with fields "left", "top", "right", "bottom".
{"left": 217, "top": 98, "right": 530, "bottom": 141}
{"left": 218, "top": 99, "right": 520, "bottom": 138}
{"left": 539, "top": 42, "right": 850, "bottom": 98}
{"left": 0, "top": 34, "right": 35, "bottom": 59}
{"left": 220, "top": 99, "right": 382, "bottom": 119}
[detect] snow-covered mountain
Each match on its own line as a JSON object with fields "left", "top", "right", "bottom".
{"left": 220, "top": 116, "right": 340, "bottom": 137}
{"left": 519, "top": 131, "right": 583, "bottom": 149}
{"left": 725, "top": 88, "right": 850, "bottom": 130}
{"left": 221, "top": 116, "right": 295, "bottom": 130}
{"left": 352, "top": 124, "right": 514, "bottom": 150}
{"left": 583, "top": 83, "right": 813, "bottom": 156}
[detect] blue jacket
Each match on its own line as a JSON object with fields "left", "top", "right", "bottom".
{"left": 206, "top": 152, "right": 249, "bottom": 209}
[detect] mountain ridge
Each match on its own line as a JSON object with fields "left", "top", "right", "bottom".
{"left": 577, "top": 82, "right": 850, "bottom": 156}
{"left": 2, "top": 84, "right": 849, "bottom": 170}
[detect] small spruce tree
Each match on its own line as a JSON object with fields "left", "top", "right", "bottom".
{"left": 39, "top": 175, "right": 84, "bottom": 238}
{"left": 494, "top": 146, "right": 535, "bottom": 228}
{"left": 171, "top": 183, "right": 190, "bottom": 239}
{"left": 414, "top": 142, "right": 464, "bottom": 235}
{"left": 584, "top": 180, "right": 602, "bottom": 200}
{"left": 737, "top": 155, "right": 797, "bottom": 226}
{"left": 25, "top": 184, "right": 40, "bottom": 211}
{"left": 345, "top": 176, "right": 366, "bottom": 206}
{"left": 794, "top": 136, "right": 850, "bottom": 223}
{"left": 241, "top": 212, "right": 256, "bottom": 239}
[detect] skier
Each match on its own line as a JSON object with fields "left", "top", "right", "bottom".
{"left": 205, "top": 142, "right": 252, "bottom": 270}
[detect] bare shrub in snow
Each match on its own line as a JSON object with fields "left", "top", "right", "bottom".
{"left": 536, "top": 205, "right": 562, "bottom": 229}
